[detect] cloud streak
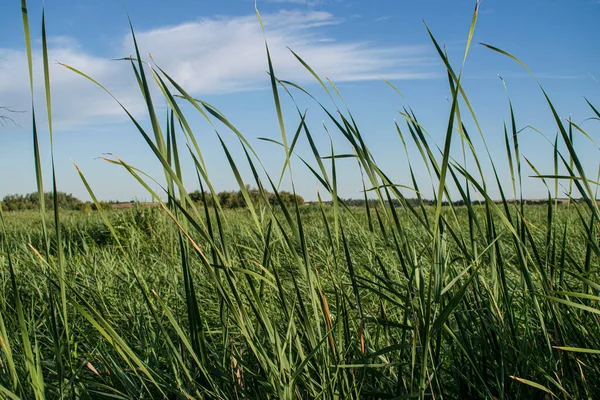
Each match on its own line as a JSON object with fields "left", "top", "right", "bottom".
{"left": 0, "top": 10, "right": 435, "bottom": 130}
{"left": 0, "top": 46, "right": 143, "bottom": 130}
{"left": 132, "top": 11, "right": 435, "bottom": 93}
{"left": 263, "top": 0, "right": 331, "bottom": 6}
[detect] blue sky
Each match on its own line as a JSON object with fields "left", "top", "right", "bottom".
{"left": 1, "top": 0, "right": 599, "bottom": 202}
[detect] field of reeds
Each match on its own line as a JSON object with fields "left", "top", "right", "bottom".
{"left": 1, "top": 1, "right": 599, "bottom": 398}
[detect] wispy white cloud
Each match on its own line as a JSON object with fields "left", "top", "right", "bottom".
{"left": 467, "top": 72, "right": 584, "bottom": 80}
{"left": 0, "top": 46, "right": 143, "bottom": 130}
{"left": 374, "top": 16, "right": 391, "bottom": 22}
{"left": 131, "top": 11, "right": 435, "bottom": 93}
{"left": 265, "top": 0, "right": 309, "bottom": 3}
{"left": 0, "top": 10, "right": 435, "bottom": 130}
{"left": 263, "top": 0, "right": 329, "bottom": 5}
{"left": 535, "top": 73, "right": 582, "bottom": 79}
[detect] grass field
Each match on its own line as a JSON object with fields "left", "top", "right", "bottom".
{"left": 1, "top": 1, "right": 600, "bottom": 398}
{"left": 2, "top": 203, "right": 599, "bottom": 399}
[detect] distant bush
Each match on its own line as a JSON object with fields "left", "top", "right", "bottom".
{"left": 1, "top": 191, "right": 83, "bottom": 211}
{"left": 91, "top": 201, "right": 113, "bottom": 211}
{"left": 79, "top": 202, "right": 93, "bottom": 214}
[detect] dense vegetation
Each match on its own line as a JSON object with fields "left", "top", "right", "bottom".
{"left": 0, "top": 190, "right": 574, "bottom": 213}
{"left": 1, "top": 191, "right": 83, "bottom": 211}
{"left": 1, "top": 187, "right": 304, "bottom": 212}
{"left": 188, "top": 186, "right": 304, "bottom": 208}
{"left": 1, "top": 2, "right": 599, "bottom": 399}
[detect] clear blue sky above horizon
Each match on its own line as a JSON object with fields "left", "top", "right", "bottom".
{"left": 1, "top": 0, "right": 599, "bottom": 202}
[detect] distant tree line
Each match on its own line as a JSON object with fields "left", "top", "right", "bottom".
{"left": 339, "top": 198, "right": 493, "bottom": 207}
{"left": 341, "top": 198, "right": 430, "bottom": 207}
{"left": 337, "top": 197, "right": 579, "bottom": 208}
{"left": 2, "top": 189, "right": 580, "bottom": 212}
{"left": 188, "top": 186, "right": 305, "bottom": 208}
{"left": 1, "top": 192, "right": 119, "bottom": 213}
{"left": 1, "top": 192, "right": 84, "bottom": 212}
{"left": 2, "top": 187, "right": 305, "bottom": 212}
